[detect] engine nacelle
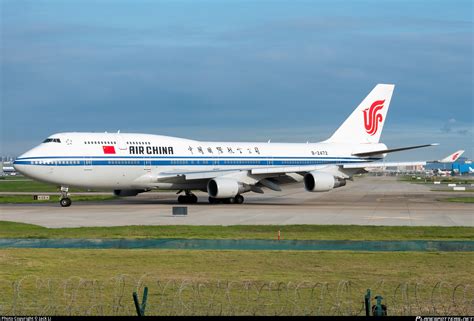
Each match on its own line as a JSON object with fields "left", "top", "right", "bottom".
{"left": 304, "top": 171, "right": 346, "bottom": 192}
{"left": 113, "top": 189, "right": 146, "bottom": 197}
{"left": 207, "top": 178, "right": 248, "bottom": 198}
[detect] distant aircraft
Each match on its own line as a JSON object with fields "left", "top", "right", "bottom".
{"left": 1, "top": 161, "right": 16, "bottom": 174}
{"left": 433, "top": 150, "right": 465, "bottom": 163}
{"left": 14, "top": 84, "right": 439, "bottom": 207}
{"left": 2, "top": 166, "right": 16, "bottom": 173}
{"left": 433, "top": 168, "right": 452, "bottom": 177}
{"left": 469, "top": 167, "right": 474, "bottom": 174}
{"left": 430, "top": 150, "right": 465, "bottom": 177}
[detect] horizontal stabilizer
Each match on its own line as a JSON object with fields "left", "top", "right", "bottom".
{"left": 352, "top": 143, "right": 438, "bottom": 157}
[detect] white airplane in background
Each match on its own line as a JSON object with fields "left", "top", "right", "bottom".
{"left": 14, "top": 84, "right": 440, "bottom": 207}
{"left": 434, "top": 169, "right": 452, "bottom": 177}
{"left": 433, "top": 150, "right": 464, "bottom": 163}
{"left": 430, "top": 150, "right": 465, "bottom": 177}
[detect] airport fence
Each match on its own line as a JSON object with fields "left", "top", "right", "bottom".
{"left": 0, "top": 275, "right": 472, "bottom": 316}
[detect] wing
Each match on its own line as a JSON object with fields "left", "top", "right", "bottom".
{"left": 352, "top": 143, "right": 438, "bottom": 157}
{"left": 154, "top": 160, "right": 426, "bottom": 192}
{"left": 342, "top": 161, "right": 426, "bottom": 169}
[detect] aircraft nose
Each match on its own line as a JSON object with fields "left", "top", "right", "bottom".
{"left": 13, "top": 148, "right": 41, "bottom": 176}
{"left": 13, "top": 157, "right": 26, "bottom": 175}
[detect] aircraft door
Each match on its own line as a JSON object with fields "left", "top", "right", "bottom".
{"left": 213, "top": 153, "right": 219, "bottom": 169}
{"left": 116, "top": 134, "right": 127, "bottom": 151}
{"left": 144, "top": 159, "right": 151, "bottom": 172}
{"left": 84, "top": 157, "right": 92, "bottom": 171}
{"left": 47, "top": 160, "right": 56, "bottom": 174}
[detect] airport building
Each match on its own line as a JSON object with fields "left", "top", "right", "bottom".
{"left": 425, "top": 157, "right": 473, "bottom": 175}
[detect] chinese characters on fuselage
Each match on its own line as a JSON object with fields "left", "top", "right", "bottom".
{"left": 187, "top": 146, "right": 261, "bottom": 155}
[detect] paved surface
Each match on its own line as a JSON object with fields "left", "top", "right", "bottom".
{"left": 0, "top": 177, "right": 472, "bottom": 227}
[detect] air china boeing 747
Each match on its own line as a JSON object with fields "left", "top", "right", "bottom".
{"left": 14, "top": 84, "right": 439, "bottom": 207}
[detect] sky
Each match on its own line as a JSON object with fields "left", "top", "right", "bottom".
{"left": 1, "top": 0, "right": 472, "bottom": 161}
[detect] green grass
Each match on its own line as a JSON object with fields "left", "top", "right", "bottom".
{"left": 399, "top": 176, "right": 474, "bottom": 185}
{"left": 440, "top": 197, "right": 474, "bottom": 203}
{"left": 1, "top": 249, "right": 472, "bottom": 315}
{"left": 0, "top": 195, "right": 116, "bottom": 204}
{"left": 0, "top": 249, "right": 471, "bottom": 284}
{"left": 0, "top": 176, "right": 21, "bottom": 180}
{"left": 0, "top": 178, "right": 91, "bottom": 192}
{"left": 0, "top": 221, "right": 472, "bottom": 240}
{"left": 432, "top": 189, "right": 474, "bottom": 192}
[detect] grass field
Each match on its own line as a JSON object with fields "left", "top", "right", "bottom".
{"left": 440, "top": 197, "right": 474, "bottom": 203}
{"left": 0, "top": 249, "right": 471, "bottom": 284}
{"left": 0, "top": 177, "right": 88, "bottom": 193}
{"left": 0, "top": 195, "right": 116, "bottom": 204}
{"left": 432, "top": 189, "right": 474, "bottom": 193}
{"left": 1, "top": 222, "right": 472, "bottom": 315}
{"left": 0, "top": 221, "right": 472, "bottom": 240}
{"left": 0, "top": 249, "right": 472, "bottom": 315}
{"left": 399, "top": 176, "right": 474, "bottom": 185}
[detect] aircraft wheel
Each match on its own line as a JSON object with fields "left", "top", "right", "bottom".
{"left": 178, "top": 195, "right": 186, "bottom": 204}
{"left": 190, "top": 194, "right": 198, "bottom": 203}
{"left": 235, "top": 194, "right": 244, "bottom": 204}
{"left": 208, "top": 197, "right": 217, "bottom": 204}
{"left": 60, "top": 198, "right": 72, "bottom": 207}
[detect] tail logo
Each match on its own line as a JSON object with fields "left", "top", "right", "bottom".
{"left": 363, "top": 100, "right": 385, "bottom": 135}
{"left": 452, "top": 153, "right": 459, "bottom": 161}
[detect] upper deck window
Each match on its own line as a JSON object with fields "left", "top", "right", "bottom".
{"left": 43, "top": 138, "right": 61, "bottom": 143}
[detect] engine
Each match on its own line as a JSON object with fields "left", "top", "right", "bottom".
{"left": 303, "top": 171, "right": 346, "bottom": 192}
{"left": 113, "top": 189, "right": 146, "bottom": 197}
{"left": 207, "top": 178, "right": 249, "bottom": 198}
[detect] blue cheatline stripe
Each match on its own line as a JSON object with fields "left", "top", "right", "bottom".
{"left": 15, "top": 155, "right": 381, "bottom": 160}
{"left": 13, "top": 158, "right": 380, "bottom": 167}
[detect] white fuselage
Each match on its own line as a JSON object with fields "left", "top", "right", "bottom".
{"left": 14, "top": 132, "right": 384, "bottom": 190}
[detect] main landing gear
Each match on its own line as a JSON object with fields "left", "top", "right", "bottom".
{"left": 177, "top": 190, "right": 198, "bottom": 204}
{"left": 59, "top": 186, "right": 72, "bottom": 207}
{"left": 208, "top": 194, "right": 244, "bottom": 204}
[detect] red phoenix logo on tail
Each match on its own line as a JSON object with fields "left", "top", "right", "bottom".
{"left": 363, "top": 100, "right": 385, "bottom": 135}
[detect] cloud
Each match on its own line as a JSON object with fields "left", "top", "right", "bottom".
{"left": 441, "top": 118, "right": 457, "bottom": 133}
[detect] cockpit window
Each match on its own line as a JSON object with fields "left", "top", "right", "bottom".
{"left": 43, "top": 138, "right": 61, "bottom": 143}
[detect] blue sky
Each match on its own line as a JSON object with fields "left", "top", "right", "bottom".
{"left": 1, "top": 0, "right": 472, "bottom": 161}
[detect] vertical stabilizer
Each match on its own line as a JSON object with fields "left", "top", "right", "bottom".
{"left": 325, "top": 84, "right": 395, "bottom": 144}
{"left": 438, "top": 150, "right": 464, "bottom": 163}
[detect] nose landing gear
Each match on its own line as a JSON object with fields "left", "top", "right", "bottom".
{"left": 60, "top": 186, "right": 72, "bottom": 207}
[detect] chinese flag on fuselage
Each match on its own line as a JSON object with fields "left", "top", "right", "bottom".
{"left": 103, "top": 146, "right": 116, "bottom": 154}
